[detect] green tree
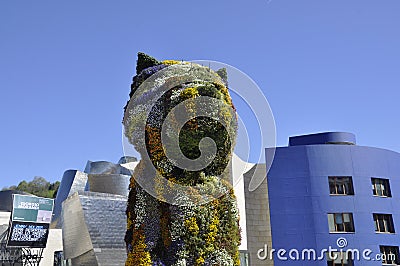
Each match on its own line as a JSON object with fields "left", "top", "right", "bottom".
{"left": 16, "top": 180, "right": 29, "bottom": 192}
{"left": 2, "top": 177, "right": 60, "bottom": 198}
{"left": 30, "top": 176, "right": 50, "bottom": 195}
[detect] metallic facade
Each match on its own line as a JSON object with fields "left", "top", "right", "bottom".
{"left": 62, "top": 192, "right": 127, "bottom": 266}
{"left": 52, "top": 170, "right": 88, "bottom": 229}
{"left": 59, "top": 157, "right": 137, "bottom": 265}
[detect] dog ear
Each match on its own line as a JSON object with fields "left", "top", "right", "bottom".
{"left": 216, "top": 67, "right": 228, "bottom": 87}
{"left": 136, "top": 52, "right": 160, "bottom": 74}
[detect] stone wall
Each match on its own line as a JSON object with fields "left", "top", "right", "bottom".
{"left": 243, "top": 164, "right": 274, "bottom": 266}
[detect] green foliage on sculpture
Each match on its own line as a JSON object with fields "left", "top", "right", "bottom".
{"left": 136, "top": 52, "right": 161, "bottom": 74}
{"left": 124, "top": 53, "right": 241, "bottom": 265}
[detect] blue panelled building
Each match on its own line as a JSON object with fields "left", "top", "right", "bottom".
{"left": 265, "top": 132, "right": 400, "bottom": 265}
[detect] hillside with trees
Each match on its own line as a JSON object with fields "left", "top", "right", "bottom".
{"left": 1, "top": 176, "right": 60, "bottom": 198}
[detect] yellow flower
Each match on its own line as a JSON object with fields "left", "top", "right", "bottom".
{"left": 184, "top": 217, "right": 199, "bottom": 235}
{"left": 195, "top": 256, "right": 205, "bottom": 265}
{"left": 180, "top": 87, "right": 199, "bottom": 99}
{"left": 206, "top": 216, "right": 220, "bottom": 244}
{"left": 162, "top": 59, "right": 182, "bottom": 65}
{"left": 126, "top": 225, "right": 152, "bottom": 265}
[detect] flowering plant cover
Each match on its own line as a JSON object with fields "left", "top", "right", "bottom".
{"left": 123, "top": 53, "right": 241, "bottom": 266}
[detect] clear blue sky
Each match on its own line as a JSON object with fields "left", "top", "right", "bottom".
{"left": 1, "top": 1, "right": 399, "bottom": 189}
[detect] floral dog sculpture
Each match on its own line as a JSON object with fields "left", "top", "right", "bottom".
{"left": 123, "top": 53, "right": 241, "bottom": 266}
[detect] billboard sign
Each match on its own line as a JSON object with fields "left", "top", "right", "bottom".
{"left": 11, "top": 194, "right": 54, "bottom": 224}
{"left": 7, "top": 221, "right": 50, "bottom": 248}
{"left": 6, "top": 194, "right": 54, "bottom": 248}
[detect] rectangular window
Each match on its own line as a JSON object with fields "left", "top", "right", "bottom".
{"left": 380, "top": 246, "right": 400, "bottom": 265}
{"left": 239, "top": 251, "right": 249, "bottom": 266}
{"left": 328, "top": 213, "right": 355, "bottom": 233}
{"left": 374, "top": 214, "right": 395, "bottom": 233}
{"left": 329, "top": 176, "right": 354, "bottom": 195}
{"left": 372, "top": 178, "right": 392, "bottom": 197}
{"left": 326, "top": 252, "right": 354, "bottom": 266}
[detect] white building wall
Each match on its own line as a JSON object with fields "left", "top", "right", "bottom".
{"left": 0, "top": 212, "right": 10, "bottom": 225}
{"left": 40, "top": 229, "right": 63, "bottom": 266}
{"left": 232, "top": 153, "right": 255, "bottom": 251}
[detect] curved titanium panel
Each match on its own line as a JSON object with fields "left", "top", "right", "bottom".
{"left": 87, "top": 174, "right": 130, "bottom": 196}
{"left": 52, "top": 170, "right": 88, "bottom": 229}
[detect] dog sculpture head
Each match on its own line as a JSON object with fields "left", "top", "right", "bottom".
{"left": 123, "top": 53, "right": 237, "bottom": 193}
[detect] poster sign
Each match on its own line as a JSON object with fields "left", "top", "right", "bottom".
{"left": 11, "top": 194, "right": 54, "bottom": 224}
{"left": 6, "top": 194, "right": 54, "bottom": 248}
{"left": 7, "top": 221, "right": 50, "bottom": 248}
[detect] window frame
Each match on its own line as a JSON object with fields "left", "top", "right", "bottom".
{"left": 371, "top": 178, "right": 392, "bottom": 197}
{"left": 374, "top": 213, "right": 395, "bottom": 234}
{"left": 328, "top": 213, "right": 355, "bottom": 233}
{"left": 326, "top": 251, "right": 354, "bottom": 266}
{"left": 329, "top": 176, "right": 354, "bottom": 196}
{"left": 380, "top": 245, "right": 400, "bottom": 265}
